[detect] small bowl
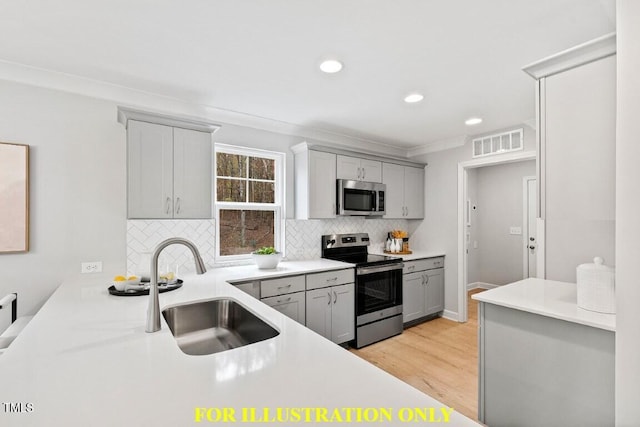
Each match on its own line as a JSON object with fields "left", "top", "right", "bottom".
{"left": 113, "top": 280, "right": 130, "bottom": 291}
{"left": 112, "top": 276, "right": 141, "bottom": 291}
{"left": 251, "top": 252, "right": 283, "bottom": 269}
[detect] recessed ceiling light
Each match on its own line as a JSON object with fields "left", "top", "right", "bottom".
{"left": 404, "top": 93, "right": 424, "bottom": 103}
{"left": 319, "top": 59, "right": 343, "bottom": 73}
{"left": 465, "top": 117, "right": 483, "bottom": 125}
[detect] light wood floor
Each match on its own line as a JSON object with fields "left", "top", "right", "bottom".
{"left": 350, "top": 289, "right": 485, "bottom": 421}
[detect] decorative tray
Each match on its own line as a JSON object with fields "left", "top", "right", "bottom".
{"left": 108, "top": 279, "right": 183, "bottom": 297}
{"left": 383, "top": 250, "right": 413, "bottom": 255}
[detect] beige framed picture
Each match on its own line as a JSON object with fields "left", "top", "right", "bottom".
{"left": 0, "top": 142, "right": 29, "bottom": 253}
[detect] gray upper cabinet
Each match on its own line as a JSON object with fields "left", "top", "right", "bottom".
{"left": 127, "top": 120, "right": 212, "bottom": 219}
{"left": 382, "top": 163, "right": 424, "bottom": 219}
{"left": 336, "top": 155, "right": 382, "bottom": 183}
{"left": 293, "top": 145, "right": 336, "bottom": 219}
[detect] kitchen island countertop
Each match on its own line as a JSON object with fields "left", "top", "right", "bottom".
{"left": 472, "top": 277, "right": 615, "bottom": 331}
{"left": 0, "top": 259, "right": 478, "bottom": 426}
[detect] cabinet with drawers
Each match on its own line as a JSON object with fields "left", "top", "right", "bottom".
{"left": 260, "top": 275, "right": 306, "bottom": 325}
{"left": 402, "top": 257, "right": 444, "bottom": 325}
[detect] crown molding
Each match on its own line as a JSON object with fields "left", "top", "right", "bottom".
{"left": 407, "top": 135, "right": 468, "bottom": 157}
{"left": 0, "top": 59, "right": 408, "bottom": 158}
{"left": 292, "top": 141, "right": 425, "bottom": 168}
{"left": 522, "top": 32, "right": 616, "bottom": 80}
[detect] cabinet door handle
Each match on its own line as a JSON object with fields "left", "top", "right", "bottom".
{"left": 327, "top": 277, "right": 338, "bottom": 284}
{"left": 277, "top": 284, "right": 292, "bottom": 290}
{"left": 276, "top": 297, "right": 292, "bottom": 304}
{"left": 165, "top": 197, "right": 172, "bottom": 215}
{"left": 362, "top": 167, "right": 366, "bottom": 180}
{"left": 333, "top": 291, "right": 337, "bottom": 304}
{"left": 421, "top": 274, "right": 426, "bottom": 285}
{"left": 408, "top": 265, "right": 415, "bottom": 271}
{"left": 175, "top": 197, "right": 181, "bottom": 214}
{"left": 357, "top": 167, "right": 361, "bottom": 179}
{"left": 327, "top": 292, "right": 332, "bottom": 305}
{"left": 425, "top": 274, "right": 430, "bottom": 285}
{"left": 405, "top": 206, "right": 408, "bottom": 216}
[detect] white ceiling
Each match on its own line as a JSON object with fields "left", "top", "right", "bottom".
{"left": 0, "top": 0, "right": 615, "bottom": 153}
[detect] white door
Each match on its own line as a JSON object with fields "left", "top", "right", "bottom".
{"left": 524, "top": 177, "right": 537, "bottom": 278}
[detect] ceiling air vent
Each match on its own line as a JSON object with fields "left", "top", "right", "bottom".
{"left": 472, "top": 128, "right": 523, "bottom": 158}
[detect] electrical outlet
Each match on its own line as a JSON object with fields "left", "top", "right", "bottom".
{"left": 81, "top": 261, "right": 103, "bottom": 274}
{"left": 509, "top": 227, "right": 522, "bottom": 235}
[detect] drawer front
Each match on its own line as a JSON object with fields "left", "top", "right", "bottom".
{"left": 306, "top": 268, "right": 354, "bottom": 291}
{"left": 260, "top": 275, "right": 306, "bottom": 298}
{"left": 403, "top": 257, "right": 445, "bottom": 274}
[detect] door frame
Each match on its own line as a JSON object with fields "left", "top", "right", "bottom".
{"left": 457, "top": 151, "right": 536, "bottom": 322}
{"left": 522, "top": 176, "right": 537, "bottom": 278}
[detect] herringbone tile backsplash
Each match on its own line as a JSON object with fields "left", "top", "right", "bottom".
{"left": 126, "top": 218, "right": 414, "bottom": 274}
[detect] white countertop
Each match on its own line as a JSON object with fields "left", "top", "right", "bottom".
{"left": 472, "top": 278, "right": 616, "bottom": 331}
{"left": 0, "top": 260, "right": 478, "bottom": 426}
{"left": 370, "top": 250, "right": 446, "bottom": 261}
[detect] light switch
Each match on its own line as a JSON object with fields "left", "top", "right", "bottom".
{"left": 509, "top": 227, "right": 522, "bottom": 235}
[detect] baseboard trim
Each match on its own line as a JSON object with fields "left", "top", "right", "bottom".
{"left": 442, "top": 309, "right": 459, "bottom": 322}
{"left": 467, "top": 282, "right": 498, "bottom": 291}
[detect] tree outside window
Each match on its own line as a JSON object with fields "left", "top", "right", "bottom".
{"left": 215, "top": 147, "right": 283, "bottom": 258}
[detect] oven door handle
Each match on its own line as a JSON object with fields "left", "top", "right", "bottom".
{"left": 356, "top": 263, "right": 404, "bottom": 275}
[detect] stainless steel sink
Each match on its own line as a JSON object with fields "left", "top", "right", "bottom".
{"left": 162, "top": 298, "right": 279, "bottom": 356}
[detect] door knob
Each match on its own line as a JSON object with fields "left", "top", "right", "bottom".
{"left": 529, "top": 245, "right": 536, "bottom": 250}
{"left": 529, "top": 237, "right": 535, "bottom": 241}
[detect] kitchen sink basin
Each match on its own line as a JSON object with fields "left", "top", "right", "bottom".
{"left": 162, "top": 298, "right": 279, "bottom": 356}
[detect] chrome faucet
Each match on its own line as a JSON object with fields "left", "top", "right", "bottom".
{"left": 146, "top": 237, "right": 207, "bottom": 333}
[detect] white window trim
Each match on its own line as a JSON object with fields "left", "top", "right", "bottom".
{"left": 214, "top": 143, "right": 285, "bottom": 263}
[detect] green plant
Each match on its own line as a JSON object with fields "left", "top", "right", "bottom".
{"left": 254, "top": 246, "right": 277, "bottom": 255}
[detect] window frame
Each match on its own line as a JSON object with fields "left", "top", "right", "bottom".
{"left": 214, "top": 143, "right": 285, "bottom": 262}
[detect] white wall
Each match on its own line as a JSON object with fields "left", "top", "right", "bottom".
{"left": 543, "top": 55, "right": 616, "bottom": 283}
{"left": 411, "top": 125, "right": 536, "bottom": 315}
{"left": 0, "top": 80, "right": 127, "bottom": 324}
{"left": 615, "top": 0, "right": 640, "bottom": 423}
{"left": 0, "top": 79, "right": 341, "bottom": 323}
{"left": 473, "top": 160, "right": 535, "bottom": 285}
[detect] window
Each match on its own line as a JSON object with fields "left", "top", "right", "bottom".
{"left": 214, "top": 144, "right": 284, "bottom": 260}
{"left": 472, "top": 128, "right": 523, "bottom": 158}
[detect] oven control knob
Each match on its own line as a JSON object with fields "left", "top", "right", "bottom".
{"left": 328, "top": 239, "right": 336, "bottom": 245}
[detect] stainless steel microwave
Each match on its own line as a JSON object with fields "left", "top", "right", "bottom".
{"left": 336, "top": 179, "right": 386, "bottom": 216}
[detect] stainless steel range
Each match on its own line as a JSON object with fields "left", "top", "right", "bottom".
{"left": 321, "top": 233, "right": 403, "bottom": 348}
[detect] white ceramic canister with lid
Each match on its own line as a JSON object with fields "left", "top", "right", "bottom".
{"left": 576, "top": 256, "right": 615, "bottom": 314}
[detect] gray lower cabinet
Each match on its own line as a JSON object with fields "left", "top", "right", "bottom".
{"left": 261, "top": 292, "right": 306, "bottom": 325}
{"left": 478, "top": 302, "right": 614, "bottom": 426}
{"left": 402, "top": 257, "right": 444, "bottom": 325}
{"left": 232, "top": 268, "right": 355, "bottom": 344}
{"left": 260, "top": 275, "right": 306, "bottom": 325}
{"left": 306, "top": 283, "right": 355, "bottom": 344}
